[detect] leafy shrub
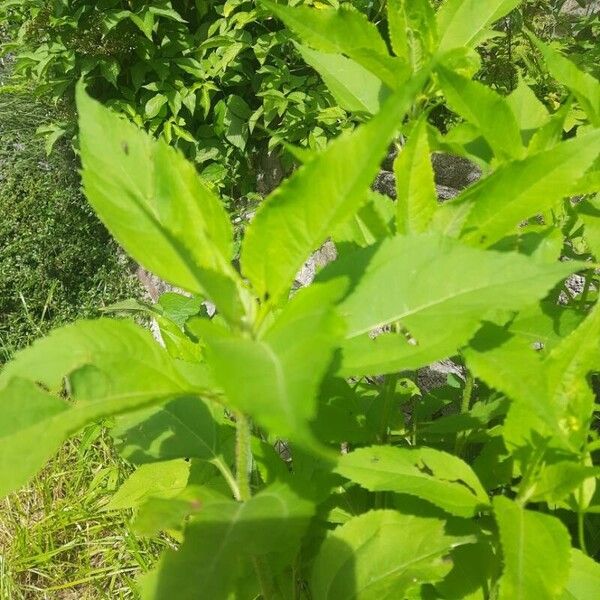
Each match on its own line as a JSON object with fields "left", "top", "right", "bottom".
{"left": 0, "top": 0, "right": 353, "bottom": 195}
{"left": 0, "top": 89, "right": 138, "bottom": 363}
{"left": 2, "top": 1, "right": 600, "bottom": 599}
{"left": 475, "top": 0, "right": 599, "bottom": 104}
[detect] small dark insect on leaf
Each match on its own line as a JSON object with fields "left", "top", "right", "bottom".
{"left": 121, "top": 141, "right": 129, "bottom": 155}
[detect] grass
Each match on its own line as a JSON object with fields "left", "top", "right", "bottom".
{"left": 0, "top": 88, "right": 139, "bottom": 361}
{"left": 0, "top": 83, "right": 166, "bottom": 596}
{"left": 0, "top": 428, "right": 169, "bottom": 600}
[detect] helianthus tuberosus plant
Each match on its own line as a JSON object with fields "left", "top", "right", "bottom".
{"left": 2, "top": 1, "right": 600, "bottom": 598}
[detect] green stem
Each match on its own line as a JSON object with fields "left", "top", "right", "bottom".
{"left": 235, "top": 412, "right": 252, "bottom": 502}
{"left": 578, "top": 509, "right": 588, "bottom": 555}
{"left": 454, "top": 372, "right": 474, "bottom": 456}
{"left": 379, "top": 374, "right": 398, "bottom": 444}
{"left": 213, "top": 458, "right": 241, "bottom": 501}
{"left": 235, "top": 413, "right": 277, "bottom": 598}
{"left": 460, "top": 372, "right": 474, "bottom": 415}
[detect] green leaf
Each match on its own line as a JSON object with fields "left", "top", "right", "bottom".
{"left": 241, "top": 71, "right": 428, "bottom": 305}
{"left": 528, "top": 462, "right": 600, "bottom": 504}
{"left": 311, "top": 509, "right": 464, "bottom": 599}
{"left": 145, "top": 93, "right": 168, "bottom": 118}
{"left": 130, "top": 11, "right": 155, "bottom": 40}
{"left": 562, "top": 549, "right": 600, "bottom": 600}
{"left": 0, "top": 319, "right": 195, "bottom": 396}
{"left": 578, "top": 196, "right": 600, "bottom": 260}
{"left": 198, "top": 282, "right": 346, "bottom": 451}
{"left": 494, "top": 496, "right": 571, "bottom": 600}
{"left": 506, "top": 77, "right": 550, "bottom": 144}
{"left": 530, "top": 34, "right": 600, "bottom": 126}
{"left": 387, "top": 0, "right": 437, "bottom": 69}
{"left": 528, "top": 98, "right": 572, "bottom": 153}
{"left": 466, "top": 302, "right": 600, "bottom": 450}
{"left": 133, "top": 480, "right": 230, "bottom": 537}
{"left": 435, "top": 542, "right": 497, "bottom": 600}
{"left": 76, "top": 86, "right": 246, "bottom": 323}
{"left": 141, "top": 483, "right": 314, "bottom": 600}
{"left": 444, "top": 130, "right": 600, "bottom": 247}
{"left": 336, "top": 445, "right": 489, "bottom": 517}
{"left": 394, "top": 117, "right": 438, "bottom": 233}
{"left": 223, "top": 94, "right": 251, "bottom": 150}
{"left": 436, "top": 65, "right": 524, "bottom": 160}
{"left": 436, "top": 0, "right": 522, "bottom": 53}
{"left": 542, "top": 299, "right": 600, "bottom": 444}
{"left": 333, "top": 192, "right": 394, "bottom": 248}
{"left": 106, "top": 459, "right": 191, "bottom": 510}
{"left": 261, "top": 1, "right": 400, "bottom": 87}
{"left": 111, "top": 396, "right": 230, "bottom": 465}
{"left": 296, "top": 44, "right": 389, "bottom": 115}
{"left": 0, "top": 376, "right": 192, "bottom": 498}
{"left": 317, "top": 233, "right": 579, "bottom": 377}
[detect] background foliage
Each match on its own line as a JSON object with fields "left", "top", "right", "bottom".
{"left": 0, "top": 0, "right": 353, "bottom": 196}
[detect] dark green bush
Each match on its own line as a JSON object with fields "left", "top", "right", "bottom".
{"left": 1, "top": 0, "right": 353, "bottom": 196}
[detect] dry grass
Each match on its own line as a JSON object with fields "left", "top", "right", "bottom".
{"left": 0, "top": 426, "right": 166, "bottom": 599}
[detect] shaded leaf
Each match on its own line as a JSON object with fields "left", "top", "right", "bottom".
{"left": 142, "top": 483, "right": 314, "bottom": 600}
{"left": 336, "top": 445, "right": 488, "bottom": 517}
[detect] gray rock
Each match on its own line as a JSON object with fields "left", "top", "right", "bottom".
{"left": 374, "top": 169, "right": 460, "bottom": 203}
{"left": 294, "top": 241, "right": 337, "bottom": 288}
{"left": 431, "top": 152, "right": 481, "bottom": 190}
{"left": 436, "top": 184, "right": 460, "bottom": 202}
{"left": 372, "top": 170, "right": 397, "bottom": 199}
{"left": 418, "top": 360, "right": 466, "bottom": 393}
{"left": 561, "top": 0, "right": 600, "bottom": 16}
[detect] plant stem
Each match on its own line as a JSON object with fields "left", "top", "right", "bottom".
{"left": 235, "top": 412, "right": 252, "bottom": 502}
{"left": 454, "top": 371, "right": 474, "bottom": 456}
{"left": 214, "top": 458, "right": 241, "bottom": 501}
{"left": 578, "top": 510, "right": 588, "bottom": 555}
{"left": 460, "top": 371, "right": 474, "bottom": 415}
{"left": 379, "top": 374, "right": 398, "bottom": 444}
{"left": 234, "top": 413, "right": 277, "bottom": 598}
